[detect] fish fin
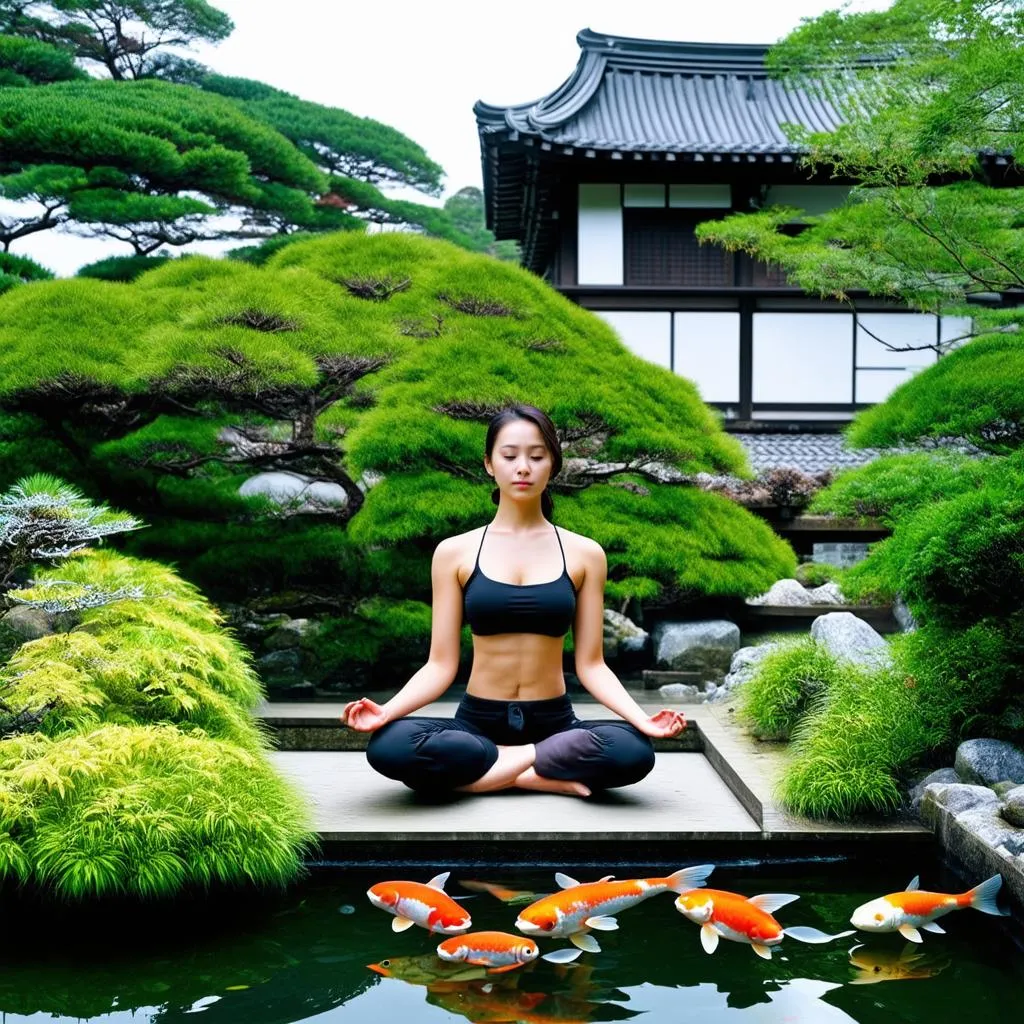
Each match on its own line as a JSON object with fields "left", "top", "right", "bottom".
{"left": 700, "top": 924, "right": 720, "bottom": 954}
{"left": 920, "top": 921, "right": 946, "bottom": 934}
{"left": 751, "top": 943, "right": 772, "bottom": 960}
{"left": 391, "top": 916, "right": 415, "bottom": 932}
{"left": 570, "top": 932, "right": 601, "bottom": 953}
{"left": 848, "top": 976, "right": 884, "bottom": 986}
{"left": 748, "top": 893, "right": 800, "bottom": 915}
{"left": 898, "top": 924, "right": 923, "bottom": 943}
{"left": 597, "top": 874, "right": 615, "bottom": 883}
{"left": 906, "top": 875, "right": 920, "bottom": 891}
{"left": 899, "top": 945, "right": 926, "bottom": 962}
{"left": 667, "top": 863, "right": 716, "bottom": 894}
{"left": 487, "top": 963, "right": 522, "bottom": 974}
{"left": 783, "top": 926, "right": 856, "bottom": 944}
{"left": 967, "top": 874, "right": 1009, "bottom": 916}
{"left": 584, "top": 915, "right": 618, "bottom": 932}
{"left": 426, "top": 871, "right": 450, "bottom": 891}
{"left": 542, "top": 948, "right": 583, "bottom": 964}
{"left": 555, "top": 872, "right": 580, "bottom": 889}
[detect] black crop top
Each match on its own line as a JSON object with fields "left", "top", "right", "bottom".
{"left": 461, "top": 523, "right": 577, "bottom": 638}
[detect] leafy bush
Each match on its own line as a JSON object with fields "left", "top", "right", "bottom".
{"left": 77, "top": 254, "right": 172, "bottom": 282}
{"left": 793, "top": 562, "right": 838, "bottom": 586}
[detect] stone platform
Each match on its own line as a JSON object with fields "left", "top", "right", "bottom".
{"left": 260, "top": 700, "right": 930, "bottom": 865}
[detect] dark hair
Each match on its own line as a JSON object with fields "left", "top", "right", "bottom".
{"left": 485, "top": 404, "right": 562, "bottom": 520}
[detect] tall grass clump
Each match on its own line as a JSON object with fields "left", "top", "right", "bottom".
{"left": 777, "top": 662, "right": 933, "bottom": 819}
{"left": 738, "top": 637, "right": 854, "bottom": 741}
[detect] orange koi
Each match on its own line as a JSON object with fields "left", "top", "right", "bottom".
{"left": 515, "top": 864, "right": 714, "bottom": 952}
{"left": 436, "top": 930, "right": 581, "bottom": 974}
{"left": 850, "top": 873, "right": 1009, "bottom": 942}
{"left": 674, "top": 888, "right": 854, "bottom": 960}
{"left": 366, "top": 870, "right": 471, "bottom": 935}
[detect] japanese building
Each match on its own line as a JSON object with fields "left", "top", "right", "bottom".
{"left": 474, "top": 29, "right": 971, "bottom": 434}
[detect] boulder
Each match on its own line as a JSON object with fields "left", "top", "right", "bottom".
{"left": 806, "top": 581, "right": 846, "bottom": 605}
{"left": 257, "top": 648, "right": 302, "bottom": 677}
{"left": 603, "top": 609, "right": 648, "bottom": 660}
{"left": 908, "top": 768, "right": 961, "bottom": 813}
{"left": 265, "top": 618, "right": 320, "bottom": 651}
{"left": 659, "top": 682, "right": 704, "bottom": 702}
{"left": 650, "top": 620, "right": 740, "bottom": 676}
{"left": 955, "top": 739, "right": 1024, "bottom": 787}
{"left": 239, "top": 471, "right": 347, "bottom": 512}
{"left": 920, "top": 782, "right": 1000, "bottom": 817}
{"left": 0, "top": 605, "right": 54, "bottom": 640}
{"left": 708, "top": 642, "right": 782, "bottom": 703}
{"left": 810, "top": 611, "right": 893, "bottom": 670}
{"left": 746, "top": 579, "right": 814, "bottom": 606}
{"left": 1000, "top": 787, "right": 1024, "bottom": 829}
{"left": 954, "top": 807, "right": 1024, "bottom": 858}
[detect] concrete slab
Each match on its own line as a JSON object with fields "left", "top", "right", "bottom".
{"left": 270, "top": 749, "right": 760, "bottom": 842}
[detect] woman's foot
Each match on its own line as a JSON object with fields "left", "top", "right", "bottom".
{"left": 514, "top": 767, "right": 591, "bottom": 798}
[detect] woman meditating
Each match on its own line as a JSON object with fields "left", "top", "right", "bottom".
{"left": 341, "top": 404, "right": 686, "bottom": 797}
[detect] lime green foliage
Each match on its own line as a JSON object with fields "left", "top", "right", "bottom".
{"left": 738, "top": 637, "right": 855, "bottom": 741}
{"left": 777, "top": 660, "right": 931, "bottom": 819}
{"left": 843, "top": 334, "right": 1024, "bottom": 453}
{"left": 0, "top": 545, "right": 314, "bottom": 898}
{"left": 0, "top": 233, "right": 791, "bottom": 631}
{"left": 0, "top": 724, "right": 311, "bottom": 898}
{"left": 807, "top": 450, "right": 995, "bottom": 525}
{"left": 793, "top": 562, "right": 837, "bottom": 586}
{"left": 76, "top": 254, "right": 173, "bottom": 282}
{"left": 0, "top": 32, "right": 86, "bottom": 85}
{"left": 0, "top": 250, "right": 52, "bottom": 294}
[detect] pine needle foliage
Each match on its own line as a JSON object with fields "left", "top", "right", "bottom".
{"left": 0, "top": 232, "right": 793, "bottom": 621}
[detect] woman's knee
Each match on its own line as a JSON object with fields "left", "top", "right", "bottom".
{"left": 366, "top": 719, "right": 421, "bottom": 779}
{"left": 589, "top": 724, "right": 656, "bottom": 787}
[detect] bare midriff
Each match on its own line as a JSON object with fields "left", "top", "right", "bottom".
{"left": 464, "top": 634, "right": 568, "bottom": 701}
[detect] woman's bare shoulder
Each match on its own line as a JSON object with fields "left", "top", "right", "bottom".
{"left": 555, "top": 525, "right": 604, "bottom": 561}
{"left": 434, "top": 527, "right": 485, "bottom": 561}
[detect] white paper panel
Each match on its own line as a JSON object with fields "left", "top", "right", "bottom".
{"left": 596, "top": 311, "right": 672, "bottom": 369}
{"left": 673, "top": 312, "right": 740, "bottom": 403}
{"left": 856, "top": 368, "right": 918, "bottom": 404}
{"left": 940, "top": 315, "right": 973, "bottom": 350}
{"left": 578, "top": 184, "right": 623, "bottom": 285}
{"left": 753, "top": 313, "right": 853, "bottom": 403}
{"left": 856, "top": 313, "right": 938, "bottom": 368}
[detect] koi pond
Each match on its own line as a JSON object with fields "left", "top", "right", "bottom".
{"left": 0, "top": 857, "right": 1020, "bottom": 1023}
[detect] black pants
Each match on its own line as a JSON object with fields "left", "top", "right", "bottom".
{"left": 366, "top": 693, "right": 656, "bottom": 793}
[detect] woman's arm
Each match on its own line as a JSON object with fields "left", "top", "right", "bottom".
{"left": 571, "top": 538, "right": 685, "bottom": 738}
{"left": 342, "top": 537, "right": 464, "bottom": 730}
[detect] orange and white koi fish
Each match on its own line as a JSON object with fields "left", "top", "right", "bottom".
{"left": 366, "top": 871, "right": 471, "bottom": 935}
{"left": 850, "top": 873, "right": 1009, "bottom": 943}
{"left": 515, "top": 865, "right": 715, "bottom": 952}
{"left": 674, "top": 888, "right": 855, "bottom": 960}
{"left": 436, "top": 931, "right": 582, "bottom": 974}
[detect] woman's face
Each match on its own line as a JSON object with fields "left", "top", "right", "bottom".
{"left": 486, "top": 419, "right": 554, "bottom": 499}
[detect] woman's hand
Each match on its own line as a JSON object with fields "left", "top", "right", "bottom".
{"left": 634, "top": 709, "right": 687, "bottom": 739}
{"left": 340, "top": 697, "right": 390, "bottom": 733}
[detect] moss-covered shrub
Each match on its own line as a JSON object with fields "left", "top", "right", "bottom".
{"left": 793, "top": 562, "right": 838, "bottom": 586}
{"left": 76, "top": 254, "right": 173, "bottom": 282}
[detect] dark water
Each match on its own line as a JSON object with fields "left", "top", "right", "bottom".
{"left": 0, "top": 859, "right": 1020, "bottom": 1023}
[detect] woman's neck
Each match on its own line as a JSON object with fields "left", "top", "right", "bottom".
{"left": 490, "top": 502, "right": 549, "bottom": 534}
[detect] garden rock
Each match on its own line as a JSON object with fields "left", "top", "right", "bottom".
{"left": 659, "top": 683, "right": 704, "bottom": 702}
{"left": 239, "top": 471, "right": 348, "bottom": 512}
{"left": 0, "top": 605, "right": 54, "bottom": 640}
{"left": 603, "top": 609, "right": 648, "bottom": 660}
{"left": 1000, "top": 787, "right": 1024, "bottom": 829}
{"left": 651, "top": 620, "right": 740, "bottom": 675}
{"left": 707, "top": 642, "right": 781, "bottom": 703}
{"left": 805, "top": 581, "right": 846, "bottom": 605}
{"left": 909, "top": 768, "right": 960, "bottom": 813}
{"left": 955, "top": 808, "right": 1024, "bottom": 858}
{"left": 257, "top": 648, "right": 302, "bottom": 676}
{"left": 265, "top": 618, "right": 319, "bottom": 651}
{"left": 746, "top": 579, "right": 814, "bottom": 606}
{"left": 920, "top": 782, "right": 1000, "bottom": 817}
{"left": 810, "top": 611, "right": 893, "bottom": 670}
{"left": 955, "top": 738, "right": 1024, "bottom": 787}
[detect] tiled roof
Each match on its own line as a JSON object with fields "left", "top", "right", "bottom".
{"left": 735, "top": 433, "right": 888, "bottom": 475}
{"left": 475, "top": 30, "right": 849, "bottom": 156}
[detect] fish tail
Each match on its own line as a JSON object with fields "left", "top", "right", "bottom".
{"left": 967, "top": 874, "right": 1009, "bottom": 916}
{"left": 665, "top": 863, "right": 716, "bottom": 893}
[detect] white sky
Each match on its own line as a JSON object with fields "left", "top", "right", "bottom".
{"left": 8, "top": 0, "right": 891, "bottom": 275}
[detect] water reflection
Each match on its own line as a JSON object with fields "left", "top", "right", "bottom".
{"left": 847, "top": 943, "right": 951, "bottom": 985}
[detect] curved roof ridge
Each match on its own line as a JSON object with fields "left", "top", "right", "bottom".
{"left": 577, "top": 27, "right": 774, "bottom": 74}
